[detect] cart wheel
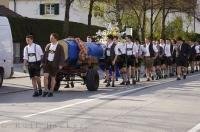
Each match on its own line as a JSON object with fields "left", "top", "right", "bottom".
{"left": 86, "top": 69, "right": 99, "bottom": 91}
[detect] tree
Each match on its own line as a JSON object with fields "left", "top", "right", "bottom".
{"left": 63, "top": 0, "right": 74, "bottom": 37}
{"left": 88, "top": 0, "right": 95, "bottom": 26}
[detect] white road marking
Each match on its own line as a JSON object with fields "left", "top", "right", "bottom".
{"left": 0, "top": 120, "right": 12, "bottom": 125}
{"left": 0, "top": 73, "right": 200, "bottom": 126}
{"left": 188, "top": 123, "right": 200, "bottom": 132}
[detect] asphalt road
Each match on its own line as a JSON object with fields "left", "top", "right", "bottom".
{"left": 0, "top": 74, "right": 200, "bottom": 132}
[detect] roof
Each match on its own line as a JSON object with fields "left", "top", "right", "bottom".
{"left": 0, "top": 5, "right": 22, "bottom": 17}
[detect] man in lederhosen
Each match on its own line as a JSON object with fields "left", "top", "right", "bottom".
{"left": 105, "top": 35, "right": 117, "bottom": 87}
{"left": 188, "top": 40, "right": 197, "bottom": 73}
{"left": 42, "top": 33, "right": 65, "bottom": 97}
{"left": 135, "top": 39, "right": 144, "bottom": 82}
{"left": 23, "top": 35, "right": 43, "bottom": 97}
{"left": 163, "top": 39, "right": 174, "bottom": 78}
{"left": 171, "top": 39, "right": 178, "bottom": 76}
{"left": 195, "top": 41, "right": 200, "bottom": 71}
{"left": 115, "top": 38, "right": 126, "bottom": 85}
{"left": 153, "top": 40, "right": 164, "bottom": 80}
{"left": 144, "top": 38, "right": 158, "bottom": 81}
{"left": 124, "top": 35, "right": 138, "bottom": 85}
{"left": 175, "top": 37, "right": 191, "bottom": 80}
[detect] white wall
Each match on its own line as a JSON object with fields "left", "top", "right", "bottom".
{"left": 9, "top": 0, "right": 105, "bottom": 27}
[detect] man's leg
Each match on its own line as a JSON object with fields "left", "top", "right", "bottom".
{"left": 50, "top": 76, "right": 56, "bottom": 93}
{"left": 36, "top": 76, "right": 42, "bottom": 95}
{"left": 106, "top": 69, "right": 110, "bottom": 87}
{"left": 32, "top": 77, "right": 39, "bottom": 97}
{"left": 43, "top": 73, "right": 49, "bottom": 97}
{"left": 177, "top": 66, "right": 181, "bottom": 80}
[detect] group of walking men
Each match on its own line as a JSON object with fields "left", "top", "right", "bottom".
{"left": 23, "top": 33, "right": 200, "bottom": 97}
{"left": 104, "top": 35, "right": 200, "bottom": 87}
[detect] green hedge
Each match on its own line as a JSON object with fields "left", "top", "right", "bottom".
{"left": 7, "top": 17, "right": 105, "bottom": 43}
{"left": 7, "top": 16, "right": 105, "bottom": 62}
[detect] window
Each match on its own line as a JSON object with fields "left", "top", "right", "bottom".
{"left": 40, "top": 3, "right": 59, "bottom": 15}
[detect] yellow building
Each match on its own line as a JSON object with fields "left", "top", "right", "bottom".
{"left": 0, "top": 0, "right": 9, "bottom": 8}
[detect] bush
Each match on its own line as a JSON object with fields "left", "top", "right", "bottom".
{"left": 7, "top": 16, "right": 105, "bottom": 62}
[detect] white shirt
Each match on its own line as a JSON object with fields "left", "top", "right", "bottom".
{"left": 106, "top": 42, "right": 113, "bottom": 56}
{"left": 144, "top": 43, "right": 158, "bottom": 57}
{"left": 115, "top": 43, "right": 126, "bottom": 55}
{"left": 125, "top": 42, "right": 138, "bottom": 56}
{"left": 48, "top": 43, "right": 58, "bottom": 61}
{"left": 164, "top": 43, "right": 172, "bottom": 57}
{"left": 195, "top": 45, "right": 200, "bottom": 54}
{"left": 137, "top": 44, "right": 143, "bottom": 56}
{"left": 23, "top": 43, "right": 43, "bottom": 62}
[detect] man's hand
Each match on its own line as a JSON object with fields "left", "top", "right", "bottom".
{"left": 112, "top": 60, "right": 116, "bottom": 65}
{"left": 23, "top": 65, "right": 27, "bottom": 73}
{"left": 59, "top": 65, "right": 63, "bottom": 70}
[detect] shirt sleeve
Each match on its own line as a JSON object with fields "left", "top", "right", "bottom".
{"left": 115, "top": 44, "right": 120, "bottom": 55}
{"left": 153, "top": 45, "right": 158, "bottom": 53}
{"left": 23, "top": 46, "right": 28, "bottom": 60}
{"left": 134, "top": 45, "right": 139, "bottom": 54}
{"left": 37, "top": 45, "right": 44, "bottom": 56}
{"left": 195, "top": 46, "right": 199, "bottom": 54}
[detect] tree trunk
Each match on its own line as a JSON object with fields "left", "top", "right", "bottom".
{"left": 14, "top": 0, "right": 16, "bottom": 12}
{"left": 115, "top": 0, "right": 122, "bottom": 31}
{"left": 88, "top": 0, "right": 95, "bottom": 26}
{"left": 150, "top": 0, "right": 154, "bottom": 41}
{"left": 63, "top": 0, "right": 71, "bottom": 37}
{"left": 141, "top": 0, "right": 146, "bottom": 41}
{"left": 161, "top": 0, "right": 166, "bottom": 39}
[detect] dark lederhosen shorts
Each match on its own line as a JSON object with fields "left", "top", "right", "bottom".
{"left": 176, "top": 56, "right": 188, "bottom": 67}
{"left": 163, "top": 56, "right": 173, "bottom": 66}
{"left": 126, "top": 55, "right": 136, "bottom": 67}
{"left": 153, "top": 57, "right": 161, "bottom": 66}
{"left": 196, "top": 54, "right": 200, "bottom": 61}
{"left": 105, "top": 56, "right": 115, "bottom": 71}
{"left": 116, "top": 54, "right": 126, "bottom": 69}
{"left": 135, "top": 58, "right": 142, "bottom": 68}
{"left": 144, "top": 57, "right": 154, "bottom": 68}
{"left": 28, "top": 61, "right": 41, "bottom": 78}
{"left": 189, "top": 54, "right": 196, "bottom": 62}
{"left": 43, "top": 61, "right": 59, "bottom": 77}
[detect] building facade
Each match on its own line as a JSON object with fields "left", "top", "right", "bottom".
{"left": 9, "top": 0, "right": 105, "bottom": 27}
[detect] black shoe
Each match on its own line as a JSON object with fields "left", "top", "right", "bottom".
{"left": 151, "top": 76, "right": 154, "bottom": 80}
{"left": 126, "top": 81, "right": 130, "bottom": 85}
{"left": 120, "top": 82, "right": 126, "bottom": 85}
{"left": 132, "top": 79, "right": 136, "bottom": 85}
{"left": 48, "top": 92, "right": 53, "bottom": 97}
{"left": 147, "top": 78, "right": 150, "bottom": 81}
{"left": 32, "top": 91, "right": 39, "bottom": 97}
{"left": 103, "top": 80, "right": 107, "bottom": 83}
{"left": 177, "top": 77, "right": 181, "bottom": 80}
{"left": 156, "top": 76, "right": 159, "bottom": 80}
{"left": 164, "top": 75, "right": 168, "bottom": 79}
{"left": 112, "top": 82, "right": 115, "bottom": 87}
{"left": 116, "top": 78, "right": 118, "bottom": 81}
{"left": 42, "top": 92, "right": 48, "bottom": 97}
{"left": 106, "top": 83, "right": 110, "bottom": 87}
{"left": 169, "top": 73, "right": 174, "bottom": 77}
{"left": 38, "top": 89, "right": 42, "bottom": 96}
{"left": 183, "top": 75, "right": 187, "bottom": 79}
